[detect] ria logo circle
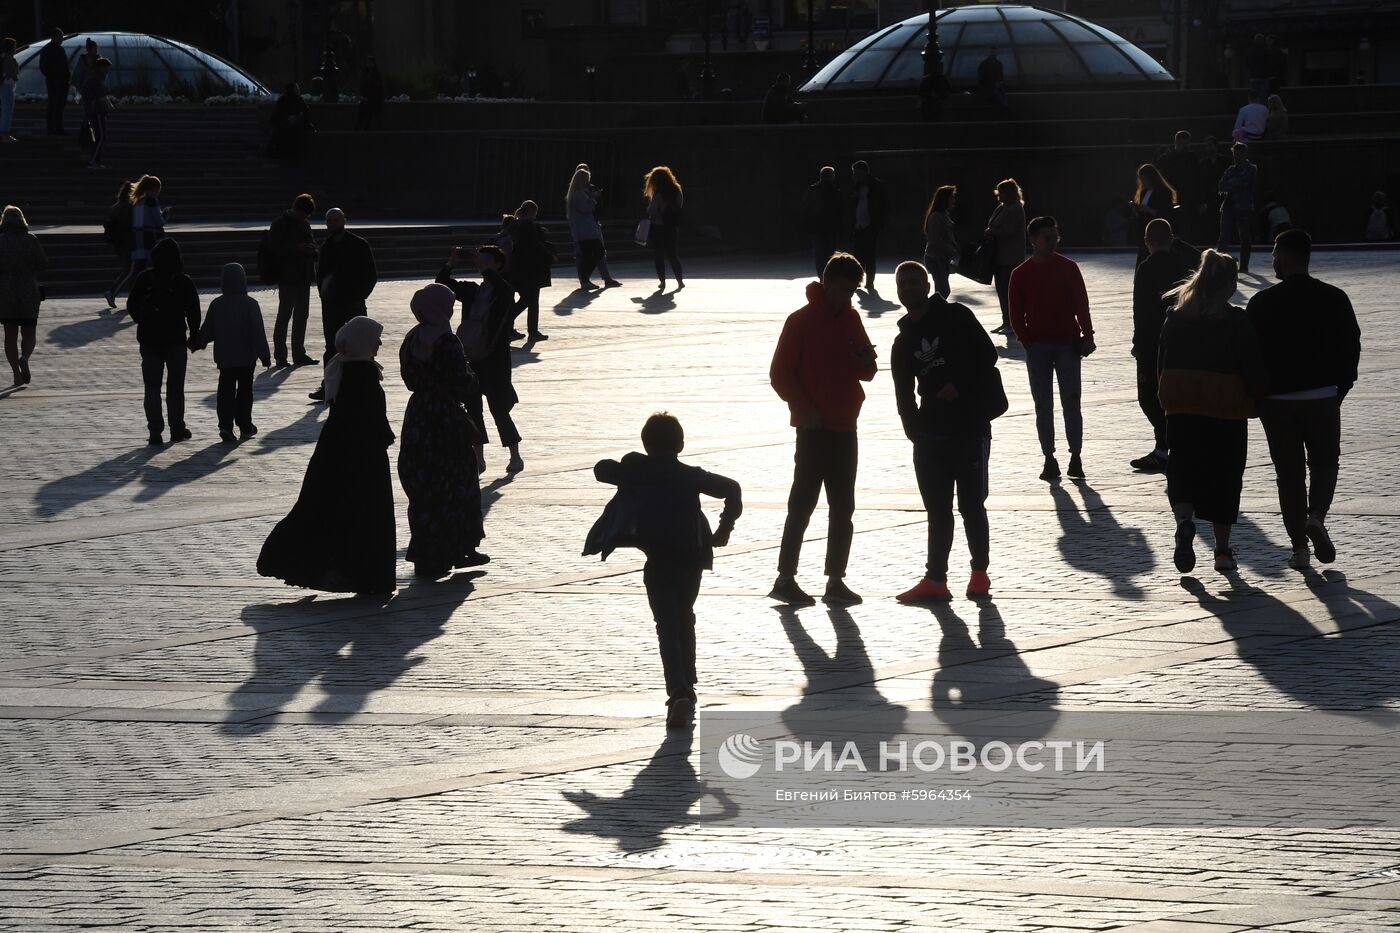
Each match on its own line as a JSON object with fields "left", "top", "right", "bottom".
{"left": 717, "top": 733, "right": 764, "bottom": 779}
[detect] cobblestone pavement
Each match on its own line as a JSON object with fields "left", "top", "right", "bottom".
{"left": 2, "top": 252, "right": 1399, "bottom": 931}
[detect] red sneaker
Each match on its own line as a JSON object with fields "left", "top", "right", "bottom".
{"left": 966, "top": 570, "right": 992, "bottom": 598}
{"left": 896, "top": 578, "right": 952, "bottom": 603}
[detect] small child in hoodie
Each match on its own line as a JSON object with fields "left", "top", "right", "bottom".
{"left": 587, "top": 413, "right": 742, "bottom": 729}
{"left": 194, "top": 262, "right": 271, "bottom": 442}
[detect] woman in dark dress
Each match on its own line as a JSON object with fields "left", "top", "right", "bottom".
{"left": 398, "top": 283, "right": 489, "bottom": 579}
{"left": 258, "top": 316, "right": 396, "bottom": 595}
{"left": 1132, "top": 163, "right": 1178, "bottom": 265}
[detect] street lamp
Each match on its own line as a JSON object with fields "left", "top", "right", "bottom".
{"left": 918, "top": 1, "right": 949, "bottom": 121}
{"left": 803, "top": 0, "right": 817, "bottom": 75}
{"left": 700, "top": 0, "right": 717, "bottom": 100}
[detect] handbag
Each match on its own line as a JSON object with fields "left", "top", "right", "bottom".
{"left": 633, "top": 218, "right": 651, "bottom": 247}
{"left": 981, "top": 366, "right": 1009, "bottom": 421}
{"left": 958, "top": 237, "right": 995, "bottom": 285}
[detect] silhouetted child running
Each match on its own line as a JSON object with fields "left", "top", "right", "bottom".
{"left": 585, "top": 413, "right": 742, "bottom": 729}
{"left": 193, "top": 262, "right": 271, "bottom": 442}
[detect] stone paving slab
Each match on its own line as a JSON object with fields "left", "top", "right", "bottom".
{"left": 1, "top": 253, "right": 1398, "bottom": 929}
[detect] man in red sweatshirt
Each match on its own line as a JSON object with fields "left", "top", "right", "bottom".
{"left": 1009, "top": 215, "right": 1096, "bottom": 481}
{"left": 769, "top": 253, "right": 879, "bottom": 606}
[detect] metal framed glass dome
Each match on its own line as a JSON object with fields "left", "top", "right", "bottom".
{"left": 13, "top": 33, "right": 269, "bottom": 98}
{"left": 800, "top": 4, "right": 1174, "bottom": 93}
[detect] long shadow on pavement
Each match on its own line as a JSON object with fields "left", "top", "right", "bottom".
{"left": 1049, "top": 481, "right": 1154, "bottom": 599}
{"left": 33, "top": 440, "right": 236, "bottom": 517}
{"left": 561, "top": 730, "right": 737, "bottom": 853}
{"left": 45, "top": 310, "right": 135, "bottom": 349}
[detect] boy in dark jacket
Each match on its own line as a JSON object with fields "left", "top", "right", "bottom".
{"left": 127, "top": 238, "right": 201, "bottom": 445}
{"left": 890, "top": 261, "right": 1000, "bottom": 601}
{"left": 587, "top": 413, "right": 742, "bottom": 729}
{"left": 194, "top": 263, "right": 272, "bottom": 443}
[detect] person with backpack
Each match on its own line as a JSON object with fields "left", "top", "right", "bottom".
{"left": 126, "top": 238, "right": 200, "bottom": 445}
{"left": 643, "top": 166, "right": 685, "bottom": 293}
{"left": 267, "top": 193, "right": 318, "bottom": 367}
{"left": 102, "top": 181, "right": 136, "bottom": 310}
{"left": 308, "top": 208, "right": 376, "bottom": 401}
{"left": 503, "top": 200, "right": 555, "bottom": 344}
{"left": 437, "top": 246, "right": 523, "bottom": 476}
{"left": 890, "top": 260, "right": 1002, "bottom": 602}
{"left": 397, "top": 282, "right": 490, "bottom": 579}
{"left": 585, "top": 412, "right": 742, "bottom": 729}
{"left": 192, "top": 263, "right": 271, "bottom": 443}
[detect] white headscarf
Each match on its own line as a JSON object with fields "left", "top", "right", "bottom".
{"left": 324, "top": 316, "right": 384, "bottom": 403}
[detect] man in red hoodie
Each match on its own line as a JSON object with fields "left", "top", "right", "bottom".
{"left": 768, "top": 253, "right": 879, "bottom": 606}
{"left": 1009, "top": 215, "right": 1096, "bottom": 481}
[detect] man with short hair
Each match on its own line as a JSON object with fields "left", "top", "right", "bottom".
{"left": 308, "top": 208, "right": 377, "bottom": 400}
{"left": 39, "top": 28, "right": 70, "bottom": 136}
{"left": 1009, "top": 216, "right": 1095, "bottom": 482}
{"left": 1245, "top": 228, "right": 1361, "bottom": 570}
{"left": 891, "top": 261, "right": 1000, "bottom": 602}
{"left": 1217, "top": 142, "right": 1257, "bottom": 273}
{"left": 268, "top": 193, "right": 318, "bottom": 367}
{"left": 769, "top": 252, "right": 878, "bottom": 606}
{"left": 1155, "top": 130, "right": 1198, "bottom": 236}
{"left": 804, "top": 166, "right": 843, "bottom": 276}
{"left": 1130, "top": 218, "right": 1200, "bottom": 473}
{"left": 848, "top": 160, "right": 889, "bottom": 292}
{"left": 1233, "top": 92, "right": 1268, "bottom": 142}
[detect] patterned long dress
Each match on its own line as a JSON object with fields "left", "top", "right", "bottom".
{"left": 398, "top": 334, "right": 484, "bottom": 575}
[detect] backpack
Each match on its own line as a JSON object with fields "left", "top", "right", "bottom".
{"left": 1366, "top": 207, "right": 1393, "bottom": 242}
{"left": 256, "top": 229, "right": 280, "bottom": 285}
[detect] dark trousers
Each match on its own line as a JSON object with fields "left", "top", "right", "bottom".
{"left": 511, "top": 285, "right": 542, "bottom": 335}
{"left": 321, "top": 301, "right": 366, "bottom": 366}
{"left": 778, "top": 427, "right": 858, "bottom": 578}
{"left": 216, "top": 366, "right": 256, "bottom": 431}
{"left": 649, "top": 225, "right": 683, "bottom": 283}
{"left": 274, "top": 277, "right": 311, "bottom": 360}
{"left": 852, "top": 226, "right": 878, "bottom": 286}
{"left": 46, "top": 81, "right": 67, "bottom": 134}
{"left": 468, "top": 354, "right": 522, "bottom": 448}
{"left": 1260, "top": 397, "right": 1342, "bottom": 548}
{"left": 88, "top": 112, "right": 107, "bottom": 165}
{"left": 644, "top": 558, "right": 703, "bottom": 703}
{"left": 1136, "top": 355, "right": 1167, "bottom": 451}
{"left": 140, "top": 343, "right": 187, "bottom": 435}
{"left": 1218, "top": 207, "right": 1253, "bottom": 271}
{"left": 913, "top": 433, "right": 991, "bottom": 581}
{"left": 812, "top": 234, "right": 837, "bottom": 276}
{"left": 993, "top": 264, "right": 1015, "bottom": 329}
{"left": 575, "top": 239, "right": 605, "bottom": 285}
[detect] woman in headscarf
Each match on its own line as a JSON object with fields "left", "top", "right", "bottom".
{"left": 257, "top": 316, "right": 397, "bottom": 595}
{"left": 398, "top": 283, "right": 489, "bottom": 579}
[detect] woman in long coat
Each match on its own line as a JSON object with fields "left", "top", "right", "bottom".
{"left": 398, "top": 283, "right": 489, "bottom": 579}
{"left": 258, "top": 316, "right": 397, "bottom": 595}
{"left": 0, "top": 205, "right": 47, "bottom": 386}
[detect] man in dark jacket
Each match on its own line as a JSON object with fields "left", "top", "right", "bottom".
{"left": 39, "top": 28, "right": 69, "bottom": 135}
{"left": 436, "top": 246, "right": 523, "bottom": 474}
{"left": 1130, "top": 219, "right": 1200, "bottom": 473}
{"left": 308, "top": 207, "right": 376, "bottom": 400}
{"left": 762, "top": 72, "right": 804, "bottom": 124}
{"left": 891, "top": 261, "right": 1000, "bottom": 602}
{"left": 977, "top": 49, "right": 1006, "bottom": 105}
{"left": 1245, "top": 228, "right": 1362, "bottom": 571}
{"left": 1217, "top": 142, "right": 1258, "bottom": 273}
{"left": 848, "top": 160, "right": 890, "bottom": 292}
{"left": 1155, "top": 131, "right": 1199, "bottom": 237}
{"left": 588, "top": 412, "right": 742, "bottom": 729}
{"left": 268, "top": 193, "right": 318, "bottom": 367}
{"left": 804, "top": 166, "right": 843, "bottom": 276}
{"left": 126, "top": 238, "right": 201, "bottom": 446}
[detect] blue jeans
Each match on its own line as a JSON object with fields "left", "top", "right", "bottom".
{"left": 1024, "top": 342, "right": 1082, "bottom": 457}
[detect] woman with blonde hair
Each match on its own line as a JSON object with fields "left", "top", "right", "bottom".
{"left": 984, "top": 178, "right": 1025, "bottom": 336}
{"left": 0, "top": 205, "right": 47, "bottom": 386}
{"left": 643, "top": 165, "right": 685, "bottom": 292}
{"left": 129, "top": 174, "right": 169, "bottom": 282}
{"left": 567, "top": 164, "right": 621, "bottom": 290}
{"left": 1156, "top": 249, "right": 1267, "bottom": 574}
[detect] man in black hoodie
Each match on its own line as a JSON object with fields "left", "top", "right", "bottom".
{"left": 309, "top": 208, "right": 377, "bottom": 401}
{"left": 1130, "top": 219, "right": 1200, "bottom": 473}
{"left": 586, "top": 413, "right": 742, "bottom": 729}
{"left": 1246, "top": 228, "right": 1361, "bottom": 570}
{"left": 890, "top": 261, "right": 1001, "bottom": 602}
{"left": 268, "top": 193, "right": 318, "bottom": 367}
{"left": 126, "top": 238, "right": 201, "bottom": 446}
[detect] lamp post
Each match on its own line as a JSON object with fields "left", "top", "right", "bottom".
{"left": 700, "top": 0, "right": 717, "bottom": 100}
{"left": 803, "top": 0, "right": 817, "bottom": 75}
{"left": 918, "top": 1, "right": 949, "bottom": 121}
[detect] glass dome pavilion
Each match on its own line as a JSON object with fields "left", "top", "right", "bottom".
{"left": 13, "top": 33, "right": 269, "bottom": 98}
{"left": 800, "top": 4, "right": 1175, "bottom": 94}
